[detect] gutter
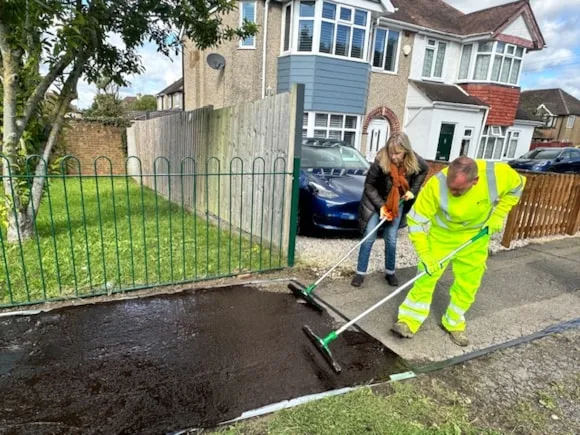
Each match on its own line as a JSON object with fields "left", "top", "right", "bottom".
{"left": 261, "top": 0, "right": 271, "bottom": 99}
{"left": 378, "top": 17, "right": 492, "bottom": 43}
{"left": 432, "top": 101, "right": 489, "bottom": 111}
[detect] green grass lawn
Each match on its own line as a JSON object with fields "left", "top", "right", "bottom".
{"left": 217, "top": 383, "right": 498, "bottom": 435}
{"left": 1, "top": 177, "right": 282, "bottom": 306}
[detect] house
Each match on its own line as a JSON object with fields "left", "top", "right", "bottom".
{"left": 519, "top": 88, "right": 580, "bottom": 147}
{"left": 182, "top": 0, "right": 545, "bottom": 162}
{"left": 156, "top": 78, "right": 184, "bottom": 111}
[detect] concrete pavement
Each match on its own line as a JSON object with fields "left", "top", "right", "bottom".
{"left": 310, "top": 237, "right": 580, "bottom": 367}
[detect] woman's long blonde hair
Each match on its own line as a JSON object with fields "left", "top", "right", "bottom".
{"left": 375, "top": 132, "right": 420, "bottom": 174}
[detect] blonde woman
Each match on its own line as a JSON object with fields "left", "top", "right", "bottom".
{"left": 352, "top": 132, "right": 429, "bottom": 287}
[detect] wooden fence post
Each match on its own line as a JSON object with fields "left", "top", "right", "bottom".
{"left": 566, "top": 184, "right": 580, "bottom": 235}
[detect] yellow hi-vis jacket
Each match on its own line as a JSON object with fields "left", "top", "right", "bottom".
{"left": 407, "top": 160, "right": 526, "bottom": 246}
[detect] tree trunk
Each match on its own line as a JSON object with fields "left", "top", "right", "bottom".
{"left": 6, "top": 209, "right": 34, "bottom": 243}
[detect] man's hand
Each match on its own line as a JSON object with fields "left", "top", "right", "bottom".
{"left": 486, "top": 214, "right": 504, "bottom": 235}
{"left": 402, "top": 191, "right": 415, "bottom": 201}
{"left": 421, "top": 254, "right": 442, "bottom": 276}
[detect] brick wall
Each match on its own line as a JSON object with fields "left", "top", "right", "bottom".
{"left": 62, "top": 121, "right": 126, "bottom": 175}
{"left": 461, "top": 84, "right": 520, "bottom": 126}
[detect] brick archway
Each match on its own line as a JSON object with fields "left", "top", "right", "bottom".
{"left": 363, "top": 106, "right": 401, "bottom": 134}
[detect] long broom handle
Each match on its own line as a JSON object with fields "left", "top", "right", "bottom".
{"left": 313, "top": 216, "right": 389, "bottom": 286}
{"left": 333, "top": 227, "right": 489, "bottom": 337}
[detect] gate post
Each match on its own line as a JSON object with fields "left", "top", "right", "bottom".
{"left": 287, "top": 84, "right": 304, "bottom": 267}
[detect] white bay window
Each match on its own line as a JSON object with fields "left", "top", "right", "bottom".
{"left": 461, "top": 41, "right": 525, "bottom": 85}
{"left": 477, "top": 126, "right": 506, "bottom": 160}
{"left": 283, "top": 1, "right": 370, "bottom": 61}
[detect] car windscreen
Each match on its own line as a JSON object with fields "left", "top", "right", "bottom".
{"left": 301, "top": 146, "right": 369, "bottom": 170}
{"left": 520, "top": 149, "right": 562, "bottom": 160}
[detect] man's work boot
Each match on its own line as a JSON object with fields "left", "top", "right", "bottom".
{"left": 351, "top": 274, "right": 364, "bottom": 287}
{"left": 447, "top": 330, "right": 469, "bottom": 347}
{"left": 391, "top": 321, "right": 414, "bottom": 338}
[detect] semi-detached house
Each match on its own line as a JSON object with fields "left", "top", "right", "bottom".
{"left": 183, "top": 0, "right": 545, "bottom": 162}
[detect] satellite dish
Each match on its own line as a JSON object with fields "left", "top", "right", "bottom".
{"left": 207, "top": 53, "right": 226, "bottom": 70}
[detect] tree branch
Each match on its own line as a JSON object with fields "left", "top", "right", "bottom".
{"left": 17, "top": 55, "right": 73, "bottom": 137}
{"left": 28, "top": 58, "right": 84, "bottom": 218}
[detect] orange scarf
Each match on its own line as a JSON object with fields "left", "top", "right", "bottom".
{"left": 383, "top": 163, "right": 409, "bottom": 220}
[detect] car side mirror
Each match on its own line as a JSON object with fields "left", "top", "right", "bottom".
{"left": 555, "top": 157, "right": 562, "bottom": 162}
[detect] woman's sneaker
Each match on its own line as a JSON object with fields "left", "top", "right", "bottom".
{"left": 351, "top": 274, "right": 364, "bottom": 287}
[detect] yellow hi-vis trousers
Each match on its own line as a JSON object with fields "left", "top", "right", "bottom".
{"left": 397, "top": 231, "right": 490, "bottom": 333}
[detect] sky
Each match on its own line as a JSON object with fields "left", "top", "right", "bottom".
{"left": 73, "top": 0, "right": 580, "bottom": 108}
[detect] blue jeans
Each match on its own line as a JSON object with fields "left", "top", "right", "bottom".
{"left": 356, "top": 211, "right": 403, "bottom": 275}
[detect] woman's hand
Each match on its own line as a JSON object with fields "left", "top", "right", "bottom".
{"left": 402, "top": 191, "right": 415, "bottom": 201}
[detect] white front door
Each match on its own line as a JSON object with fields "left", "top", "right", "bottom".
{"left": 366, "top": 118, "right": 390, "bottom": 162}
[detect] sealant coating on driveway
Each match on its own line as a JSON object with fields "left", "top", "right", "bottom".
{"left": 0, "top": 285, "right": 403, "bottom": 434}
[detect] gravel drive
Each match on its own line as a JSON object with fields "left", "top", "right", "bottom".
{"left": 295, "top": 227, "right": 579, "bottom": 278}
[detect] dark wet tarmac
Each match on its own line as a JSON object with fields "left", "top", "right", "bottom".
{"left": 0, "top": 284, "right": 404, "bottom": 434}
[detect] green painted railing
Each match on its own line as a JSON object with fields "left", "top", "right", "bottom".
{"left": 0, "top": 154, "right": 293, "bottom": 308}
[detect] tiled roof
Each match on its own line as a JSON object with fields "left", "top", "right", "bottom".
{"left": 157, "top": 78, "right": 183, "bottom": 96}
{"left": 520, "top": 89, "right": 580, "bottom": 116}
{"left": 389, "top": 0, "right": 536, "bottom": 38}
{"left": 410, "top": 80, "right": 488, "bottom": 106}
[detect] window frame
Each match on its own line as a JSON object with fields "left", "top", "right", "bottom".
{"left": 462, "top": 41, "right": 525, "bottom": 85}
{"left": 371, "top": 26, "right": 401, "bottom": 74}
{"left": 283, "top": 0, "right": 371, "bottom": 63}
{"left": 281, "top": 2, "right": 293, "bottom": 54}
{"left": 421, "top": 38, "right": 447, "bottom": 80}
{"left": 239, "top": 0, "right": 257, "bottom": 49}
{"left": 567, "top": 115, "right": 576, "bottom": 129}
{"left": 302, "top": 111, "right": 361, "bottom": 149}
{"left": 503, "top": 130, "right": 521, "bottom": 159}
{"left": 460, "top": 127, "right": 474, "bottom": 156}
{"left": 476, "top": 126, "right": 507, "bottom": 161}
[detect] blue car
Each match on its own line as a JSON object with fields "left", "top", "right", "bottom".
{"left": 298, "top": 138, "right": 369, "bottom": 234}
{"left": 508, "top": 147, "right": 580, "bottom": 174}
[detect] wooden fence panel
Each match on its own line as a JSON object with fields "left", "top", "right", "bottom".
{"left": 126, "top": 90, "right": 297, "bottom": 254}
{"left": 502, "top": 171, "right": 580, "bottom": 247}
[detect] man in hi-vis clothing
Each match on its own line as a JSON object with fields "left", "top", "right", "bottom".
{"left": 391, "top": 156, "right": 525, "bottom": 346}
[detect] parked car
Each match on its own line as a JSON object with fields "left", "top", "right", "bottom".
{"left": 298, "top": 138, "right": 369, "bottom": 234}
{"left": 507, "top": 147, "right": 580, "bottom": 174}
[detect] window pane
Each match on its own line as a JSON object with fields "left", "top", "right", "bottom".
{"left": 385, "top": 30, "right": 399, "bottom": 72}
{"left": 484, "top": 137, "right": 495, "bottom": 159}
{"left": 459, "top": 44, "right": 472, "bottom": 79}
{"left": 354, "top": 10, "right": 367, "bottom": 26}
{"left": 493, "top": 138, "right": 504, "bottom": 159}
{"left": 242, "top": 1, "right": 255, "bottom": 19}
{"left": 474, "top": 54, "right": 490, "bottom": 80}
{"left": 464, "top": 128, "right": 473, "bottom": 136}
{"left": 303, "top": 113, "right": 309, "bottom": 127}
{"left": 351, "top": 28, "right": 365, "bottom": 59}
{"left": 516, "top": 47, "right": 524, "bottom": 57}
{"left": 313, "top": 130, "right": 326, "bottom": 138}
{"left": 345, "top": 116, "right": 357, "bottom": 129}
{"left": 319, "top": 21, "right": 334, "bottom": 53}
{"left": 343, "top": 131, "right": 355, "bottom": 145}
{"left": 509, "top": 59, "right": 521, "bottom": 84}
{"left": 283, "top": 5, "right": 292, "bottom": 51}
{"left": 315, "top": 113, "right": 328, "bottom": 127}
{"left": 478, "top": 41, "right": 493, "bottom": 52}
{"left": 330, "top": 114, "right": 343, "bottom": 128}
{"left": 477, "top": 137, "right": 485, "bottom": 158}
{"left": 373, "top": 29, "right": 386, "bottom": 68}
{"left": 434, "top": 42, "right": 446, "bottom": 77}
{"left": 500, "top": 57, "right": 512, "bottom": 83}
{"left": 335, "top": 25, "right": 351, "bottom": 56}
{"left": 506, "top": 45, "right": 515, "bottom": 55}
{"left": 322, "top": 2, "right": 335, "bottom": 19}
{"left": 339, "top": 7, "right": 351, "bottom": 21}
{"left": 328, "top": 130, "right": 342, "bottom": 140}
{"left": 496, "top": 42, "right": 506, "bottom": 53}
{"left": 491, "top": 55, "right": 502, "bottom": 81}
{"left": 298, "top": 21, "right": 313, "bottom": 51}
{"left": 422, "top": 48, "right": 434, "bottom": 77}
{"left": 299, "top": 1, "right": 315, "bottom": 17}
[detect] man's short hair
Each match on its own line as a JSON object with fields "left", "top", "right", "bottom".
{"left": 448, "top": 156, "right": 478, "bottom": 181}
